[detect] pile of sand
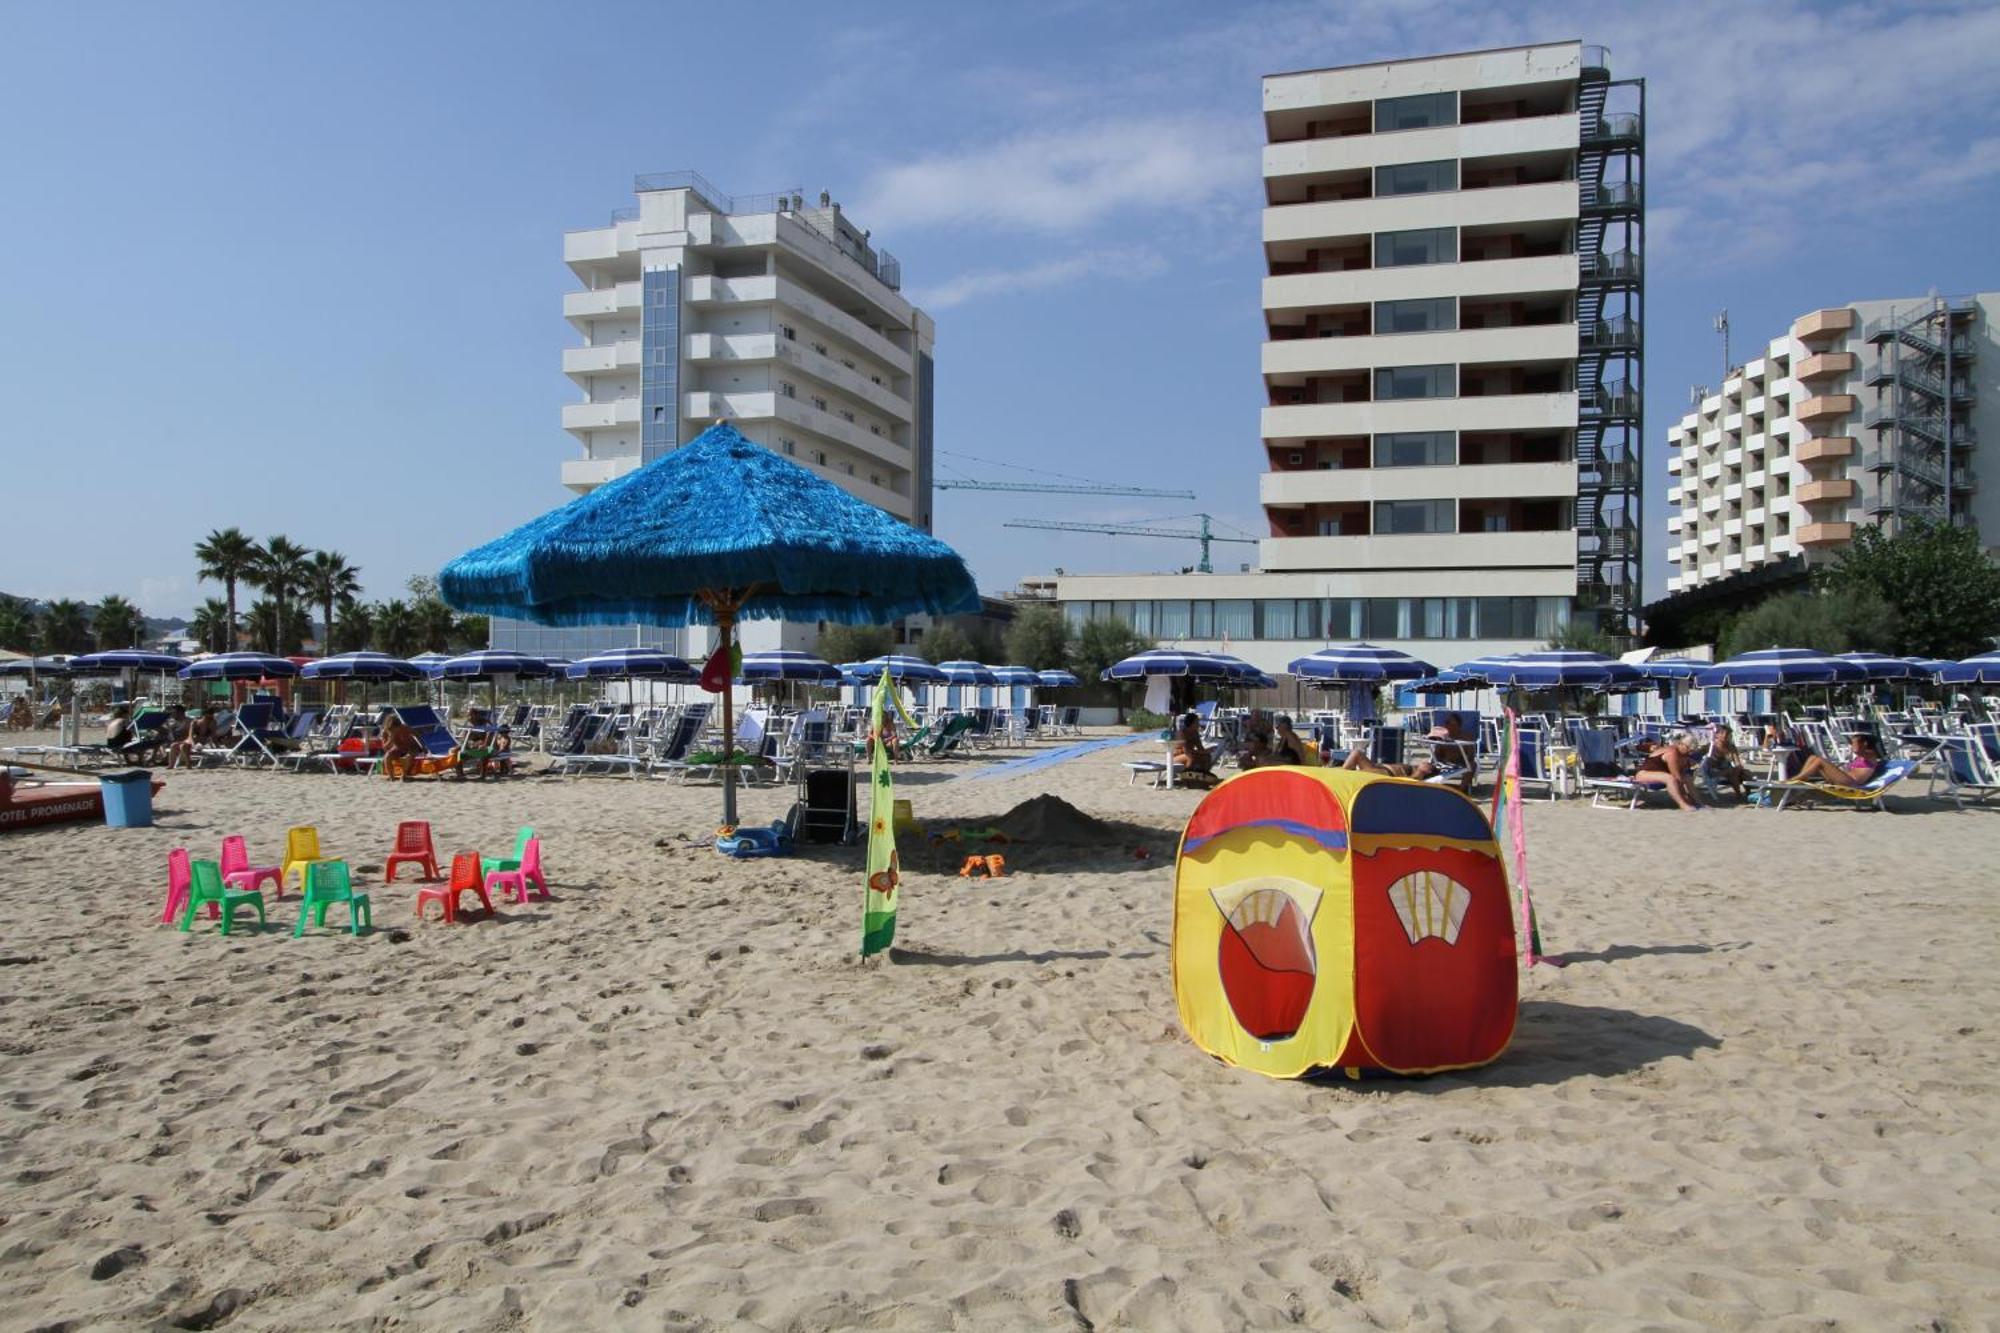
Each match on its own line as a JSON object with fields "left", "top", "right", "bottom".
{"left": 992, "top": 793, "right": 1114, "bottom": 844}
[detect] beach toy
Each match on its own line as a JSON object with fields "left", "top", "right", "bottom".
{"left": 160, "top": 847, "right": 217, "bottom": 924}
{"left": 295, "top": 859, "right": 372, "bottom": 937}
{"left": 280, "top": 825, "right": 334, "bottom": 894}
{"left": 714, "top": 822, "right": 790, "bottom": 859}
{"left": 481, "top": 826, "right": 535, "bottom": 881}
{"left": 384, "top": 820, "right": 441, "bottom": 883}
{"left": 892, "top": 798, "right": 918, "bottom": 834}
{"left": 1172, "top": 768, "right": 1516, "bottom": 1079}
{"left": 957, "top": 854, "right": 986, "bottom": 878}
{"left": 486, "top": 838, "right": 550, "bottom": 902}
{"left": 984, "top": 854, "right": 1007, "bottom": 877}
{"left": 179, "top": 858, "right": 265, "bottom": 936}
{"left": 219, "top": 835, "right": 284, "bottom": 898}
{"left": 418, "top": 852, "right": 492, "bottom": 924}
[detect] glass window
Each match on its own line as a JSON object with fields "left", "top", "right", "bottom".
{"left": 1375, "top": 160, "right": 1457, "bottom": 196}
{"left": 1156, "top": 599, "right": 1191, "bottom": 639}
{"left": 1259, "top": 599, "right": 1296, "bottom": 640}
{"left": 1365, "top": 598, "right": 1405, "bottom": 639}
{"left": 1374, "top": 364, "right": 1456, "bottom": 400}
{"left": 1064, "top": 602, "right": 1090, "bottom": 629}
{"left": 1373, "top": 431, "right": 1457, "bottom": 467}
{"left": 1446, "top": 598, "right": 1475, "bottom": 638}
{"left": 1375, "top": 92, "right": 1456, "bottom": 131}
{"left": 1535, "top": 597, "right": 1569, "bottom": 639}
{"left": 1375, "top": 499, "right": 1454, "bottom": 534}
{"left": 1374, "top": 297, "right": 1457, "bottom": 334}
{"left": 1327, "top": 598, "right": 1363, "bottom": 640}
{"left": 1112, "top": 601, "right": 1135, "bottom": 628}
{"left": 1191, "top": 601, "right": 1213, "bottom": 638}
{"left": 1418, "top": 598, "right": 1445, "bottom": 638}
{"left": 1214, "top": 600, "right": 1254, "bottom": 640}
{"left": 1374, "top": 227, "right": 1456, "bottom": 267}
{"left": 1294, "top": 598, "right": 1324, "bottom": 641}
{"left": 1130, "top": 601, "right": 1154, "bottom": 635}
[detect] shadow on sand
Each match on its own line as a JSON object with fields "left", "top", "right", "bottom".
{"left": 888, "top": 946, "right": 1141, "bottom": 968}
{"left": 1546, "top": 941, "right": 1741, "bottom": 966}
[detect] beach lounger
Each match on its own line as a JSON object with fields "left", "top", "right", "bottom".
{"left": 1750, "top": 758, "right": 1922, "bottom": 811}
{"left": 222, "top": 702, "right": 286, "bottom": 768}
{"left": 1932, "top": 736, "right": 2000, "bottom": 808}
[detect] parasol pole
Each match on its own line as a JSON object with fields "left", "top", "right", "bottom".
{"left": 700, "top": 589, "right": 745, "bottom": 828}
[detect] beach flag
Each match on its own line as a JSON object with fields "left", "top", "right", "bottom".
{"left": 862, "top": 664, "right": 915, "bottom": 956}
{"left": 1492, "top": 709, "right": 1558, "bottom": 968}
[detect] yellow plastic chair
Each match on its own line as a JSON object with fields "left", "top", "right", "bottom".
{"left": 281, "top": 825, "right": 335, "bottom": 893}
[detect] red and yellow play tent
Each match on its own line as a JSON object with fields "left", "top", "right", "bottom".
{"left": 1173, "top": 767, "right": 1517, "bottom": 1079}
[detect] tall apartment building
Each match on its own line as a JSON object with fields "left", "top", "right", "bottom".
{"left": 1031, "top": 41, "right": 1646, "bottom": 672}
{"left": 494, "top": 172, "right": 937, "bottom": 659}
{"left": 1663, "top": 294, "right": 1994, "bottom": 597}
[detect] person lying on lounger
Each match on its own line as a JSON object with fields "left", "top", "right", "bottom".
{"left": 1787, "top": 732, "right": 1882, "bottom": 789}
{"left": 1342, "top": 714, "right": 1470, "bottom": 788}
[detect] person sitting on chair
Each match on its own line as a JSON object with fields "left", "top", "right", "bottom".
{"left": 377, "top": 707, "right": 424, "bottom": 781}
{"left": 1171, "top": 712, "right": 1214, "bottom": 782}
{"left": 1788, "top": 732, "right": 1882, "bottom": 789}
{"left": 104, "top": 705, "right": 152, "bottom": 761}
{"left": 1699, "top": 721, "right": 1750, "bottom": 801}
{"left": 1270, "top": 714, "right": 1312, "bottom": 766}
{"left": 1634, "top": 730, "right": 1703, "bottom": 810}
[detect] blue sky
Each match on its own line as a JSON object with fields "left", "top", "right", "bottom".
{"left": 3, "top": 0, "right": 1996, "bottom": 619}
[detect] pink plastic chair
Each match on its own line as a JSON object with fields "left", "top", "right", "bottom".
{"left": 220, "top": 835, "right": 285, "bottom": 897}
{"left": 484, "top": 837, "right": 549, "bottom": 904}
{"left": 160, "top": 847, "right": 218, "bottom": 924}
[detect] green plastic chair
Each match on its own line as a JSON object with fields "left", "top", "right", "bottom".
{"left": 179, "top": 858, "right": 266, "bottom": 935}
{"left": 480, "top": 826, "right": 535, "bottom": 879}
{"left": 296, "top": 859, "right": 372, "bottom": 937}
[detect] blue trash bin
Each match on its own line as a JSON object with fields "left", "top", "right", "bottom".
{"left": 100, "top": 769, "right": 154, "bottom": 828}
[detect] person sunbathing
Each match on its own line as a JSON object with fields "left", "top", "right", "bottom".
{"left": 1346, "top": 715, "right": 1472, "bottom": 787}
{"left": 1634, "top": 730, "right": 1702, "bottom": 810}
{"left": 1789, "top": 733, "right": 1882, "bottom": 789}
{"left": 167, "top": 705, "right": 218, "bottom": 769}
{"left": 1171, "top": 712, "right": 1214, "bottom": 782}
{"left": 1270, "top": 715, "right": 1313, "bottom": 766}
{"left": 378, "top": 708, "right": 425, "bottom": 781}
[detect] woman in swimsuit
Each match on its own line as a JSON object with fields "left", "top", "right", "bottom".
{"left": 1789, "top": 733, "right": 1882, "bottom": 789}
{"left": 1634, "top": 730, "right": 1702, "bottom": 810}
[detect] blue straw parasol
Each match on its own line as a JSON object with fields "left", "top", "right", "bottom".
{"left": 438, "top": 424, "right": 979, "bottom": 823}
{"left": 1288, "top": 643, "right": 1438, "bottom": 683}
{"left": 179, "top": 652, "right": 299, "bottom": 681}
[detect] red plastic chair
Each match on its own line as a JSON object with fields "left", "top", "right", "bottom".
{"left": 219, "top": 835, "right": 284, "bottom": 897}
{"left": 485, "top": 837, "right": 549, "bottom": 904}
{"left": 160, "top": 847, "right": 217, "bottom": 924}
{"left": 417, "top": 851, "right": 492, "bottom": 924}
{"left": 384, "top": 820, "right": 441, "bottom": 883}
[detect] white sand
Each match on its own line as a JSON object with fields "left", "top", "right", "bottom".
{"left": 1, "top": 730, "right": 1996, "bottom": 1330}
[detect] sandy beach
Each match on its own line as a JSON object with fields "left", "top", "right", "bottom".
{"left": 1, "top": 730, "right": 1996, "bottom": 1330}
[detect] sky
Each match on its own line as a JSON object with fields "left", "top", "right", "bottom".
{"left": 2, "top": 0, "right": 1997, "bottom": 620}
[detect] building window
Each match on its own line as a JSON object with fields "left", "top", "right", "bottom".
{"left": 871, "top": 425, "right": 882, "bottom": 436}
{"left": 870, "top": 473, "right": 881, "bottom": 486}
{"left": 842, "top": 358, "right": 856, "bottom": 369}
{"left": 780, "top": 324, "right": 796, "bottom": 340}
{"left": 1374, "top": 297, "right": 1456, "bottom": 334}
{"left": 1155, "top": 600, "right": 1192, "bottom": 638}
{"left": 813, "top": 450, "right": 828, "bottom": 466}
{"left": 779, "top": 438, "right": 796, "bottom": 455}
{"left": 1374, "top": 364, "right": 1456, "bottom": 400}
{"left": 1258, "top": 599, "right": 1296, "bottom": 639}
{"left": 844, "top": 462, "right": 855, "bottom": 475}
{"left": 1375, "top": 160, "right": 1457, "bottom": 196}
{"left": 812, "top": 341, "right": 828, "bottom": 355}
{"left": 1374, "top": 227, "right": 1456, "bottom": 267}
{"left": 1214, "top": 600, "right": 1253, "bottom": 640}
{"left": 1374, "top": 431, "right": 1457, "bottom": 467}
{"left": 1375, "top": 499, "right": 1454, "bottom": 534}
{"left": 650, "top": 347, "right": 669, "bottom": 365}
{"left": 840, "top": 410, "right": 856, "bottom": 422}
{"left": 779, "top": 381, "right": 796, "bottom": 398}
{"left": 1191, "top": 601, "right": 1213, "bottom": 637}
{"left": 1374, "top": 91, "right": 1456, "bottom": 131}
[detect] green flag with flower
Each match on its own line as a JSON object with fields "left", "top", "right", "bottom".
{"left": 862, "top": 664, "right": 916, "bottom": 955}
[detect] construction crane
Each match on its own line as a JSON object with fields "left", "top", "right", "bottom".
{"left": 1002, "top": 514, "right": 1259, "bottom": 574}
{"left": 935, "top": 479, "right": 1195, "bottom": 498}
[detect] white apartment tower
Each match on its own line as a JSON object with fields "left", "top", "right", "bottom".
{"left": 560, "top": 173, "right": 935, "bottom": 531}
{"left": 1031, "top": 41, "right": 1647, "bottom": 673}
{"left": 1665, "top": 294, "right": 1995, "bottom": 596}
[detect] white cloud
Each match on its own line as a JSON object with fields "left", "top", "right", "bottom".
{"left": 913, "top": 247, "right": 1167, "bottom": 310}
{"left": 857, "top": 118, "right": 1251, "bottom": 234}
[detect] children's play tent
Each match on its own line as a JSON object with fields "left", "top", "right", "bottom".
{"left": 1173, "top": 767, "right": 1517, "bottom": 1078}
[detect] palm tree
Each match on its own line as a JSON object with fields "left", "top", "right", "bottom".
{"left": 41, "top": 599, "right": 91, "bottom": 654}
{"left": 373, "top": 600, "right": 417, "bottom": 658}
{"left": 253, "top": 536, "right": 313, "bottom": 655}
{"left": 194, "top": 527, "right": 264, "bottom": 651}
{"left": 189, "top": 598, "right": 230, "bottom": 654}
{"left": 93, "top": 595, "right": 145, "bottom": 650}
{"left": 332, "top": 599, "right": 373, "bottom": 655}
{"left": 412, "top": 597, "right": 457, "bottom": 652}
{"left": 304, "top": 550, "right": 360, "bottom": 653}
{"left": 0, "top": 596, "right": 36, "bottom": 653}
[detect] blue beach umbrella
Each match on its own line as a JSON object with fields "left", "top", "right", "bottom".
{"left": 1288, "top": 643, "right": 1438, "bottom": 683}
{"left": 1101, "top": 650, "right": 1235, "bottom": 681}
{"left": 1639, "top": 657, "right": 1706, "bottom": 681}
{"left": 1837, "top": 652, "right": 1924, "bottom": 681}
{"left": 1694, "top": 649, "right": 1868, "bottom": 689}
{"left": 852, "top": 655, "right": 948, "bottom": 684}
{"left": 738, "top": 651, "right": 842, "bottom": 684}
{"left": 0, "top": 655, "right": 71, "bottom": 677}
{"left": 1939, "top": 651, "right": 2000, "bottom": 686}
{"left": 1035, "top": 669, "right": 1080, "bottom": 688}
{"left": 438, "top": 424, "right": 979, "bottom": 824}
{"left": 989, "top": 665, "right": 1041, "bottom": 686}
{"left": 564, "top": 648, "right": 697, "bottom": 681}
{"left": 1480, "top": 650, "right": 1641, "bottom": 690}
{"left": 1407, "top": 669, "right": 1478, "bottom": 694}
{"left": 428, "top": 650, "right": 554, "bottom": 680}
{"left": 935, "top": 660, "right": 998, "bottom": 685}
{"left": 178, "top": 652, "right": 299, "bottom": 681}
{"left": 69, "top": 650, "right": 189, "bottom": 675}
{"left": 300, "top": 652, "right": 424, "bottom": 681}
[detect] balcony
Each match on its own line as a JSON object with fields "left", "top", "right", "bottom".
{"left": 1581, "top": 112, "right": 1642, "bottom": 146}
{"left": 1797, "top": 478, "right": 1856, "bottom": 505}
{"left": 1798, "top": 522, "right": 1855, "bottom": 547}
{"left": 1261, "top": 323, "right": 1577, "bottom": 376}
{"left": 684, "top": 332, "right": 777, "bottom": 363}
{"left": 1796, "top": 435, "right": 1854, "bottom": 464}
{"left": 562, "top": 340, "right": 641, "bottom": 378}
{"left": 1790, "top": 307, "right": 1855, "bottom": 344}
{"left": 1262, "top": 180, "right": 1578, "bottom": 247}
{"left": 1263, "top": 254, "right": 1579, "bottom": 312}
{"left": 1257, "top": 528, "right": 1576, "bottom": 573}
{"left": 561, "top": 456, "right": 638, "bottom": 492}
{"left": 1258, "top": 461, "right": 1576, "bottom": 508}
{"left": 1581, "top": 315, "right": 1641, "bottom": 351}
{"left": 687, "top": 273, "right": 910, "bottom": 371}
{"left": 1261, "top": 114, "right": 1580, "bottom": 181}
{"left": 561, "top": 398, "right": 640, "bottom": 431}
{"left": 1581, "top": 181, "right": 1642, "bottom": 213}
{"left": 1261, "top": 392, "right": 1577, "bottom": 441}
{"left": 1794, "top": 350, "right": 1855, "bottom": 382}
{"left": 774, "top": 339, "right": 915, "bottom": 422}
{"left": 1794, "top": 394, "right": 1856, "bottom": 422}
{"left": 563, "top": 281, "right": 642, "bottom": 323}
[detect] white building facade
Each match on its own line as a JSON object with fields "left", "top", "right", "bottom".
{"left": 1035, "top": 41, "right": 1646, "bottom": 675}
{"left": 1665, "top": 293, "right": 1995, "bottom": 595}
{"left": 495, "top": 172, "right": 936, "bottom": 659}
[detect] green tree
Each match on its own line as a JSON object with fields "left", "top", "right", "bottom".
{"left": 41, "top": 599, "right": 91, "bottom": 654}
{"left": 305, "top": 550, "right": 361, "bottom": 652}
{"left": 1544, "top": 620, "right": 1619, "bottom": 656}
{"left": 1073, "top": 617, "right": 1152, "bottom": 719}
{"left": 411, "top": 596, "right": 457, "bottom": 652}
{"left": 817, "top": 622, "right": 893, "bottom": 664}
{"left": 1719, "top": 588, "right": 1899, "bottom": 660}
{"left": 251, "top": 535, "right": 313, "bottom": 654}
{"left": 1004, "top": 603, "right": 1073, "bottom": 671}
{"left": 243, "top": 598, "right": 309, "bottom": 655}
{"left": 330, "top": 599, "right": 374, "bottom": 655}
{"left": 0, "top": 596, "right": 37, "bottom": 653}
{"left": 189, "top": 598, "right": 231, "bottom": 654}
{"left": 373, "top": 600, "right": 418, "bottom": 657}
{"left": 449, "top": 613, "right": 489, "bottom": 652}
{"left": 920, "top": 623, "right": 975, "bottom": 665}
{"left": 1819, "top": 519, "right": 2000, "bottom": 659}
{"left": 194, "top": 527, "right": 263, "bottom": 652}
{"left": 92, "top": 595, "right": 145, "bottom": 650}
